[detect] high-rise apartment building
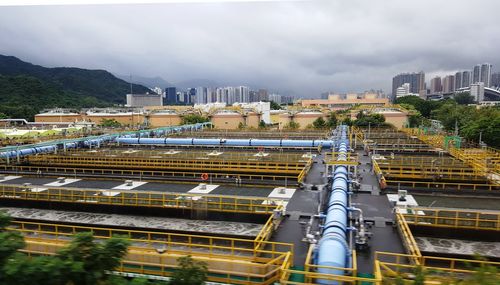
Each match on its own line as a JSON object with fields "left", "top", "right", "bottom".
{"left": 473, "top": 65, "right": 481, "bottom": 84}
{"left": 392, "top": 72, "right": 425, "bottom": 100}
{"left": 480, "top": 63, "right": 492, "bottom": 87}
{"left": 195, "top": 87, "right": 208, "bottom": 104}
{"left": 430, "top": 76, "right": 442, "bottom": 93}
{"left": 442, "top": 75, "right": 455, "bottom": 93}
{"left": 454, "top": 72, "right": 462, "bottom": 90}
{"left": 461, "top": 71, "right": 471, "bottom": 88}
{"left": 472, "top": 63, "right": 492, "bottom": 87}
{"left": 492, "top": 72, "right": 500, "bottom": 87}
{"left": 258, "top": 89, "right": 269, "bottom": 101}
{"left": 187, "top": 88, "right": 196, "bottom": 104}
{"left": 164, "top": 87, "right": 177, "bottom": 105}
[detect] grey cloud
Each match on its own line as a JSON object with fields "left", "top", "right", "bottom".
{"left": 0, "top": 0, "right": 499, "bottom": 97}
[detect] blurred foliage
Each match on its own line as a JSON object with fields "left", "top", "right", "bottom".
{"left": 0, "top": 211, "right": 174, "bottom": 285}
{"left": 312, "top": 117, "right": 326, "bottom": 129}
{"left": 432, "top": 102, "right": 500, "bottom": 147}
{"left": 284, "top": 121, "right": 300, "bottom": 130}
{"left": 169, "top": 255, "right": 208, "bottom": 285}
{"left": 181, "top": 114, "right": 209, "bottom": 125}
{"left": 353, "top": 112, "right": 386, "bottom": 127}
{"left": 395, "top": 95, "right": 500, "bottom": 147}
{"left": 454, "top": 92, "right": 475, "bottom": 105}
{"left": 326, "top": 112, "right": 338, "bottom": 128}
{"left": 99, "top": 118, "right": 122, "bottom": 128}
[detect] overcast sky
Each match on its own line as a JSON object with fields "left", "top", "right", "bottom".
{"left": 0, "top": 0, "right": 499, "bottom": 97}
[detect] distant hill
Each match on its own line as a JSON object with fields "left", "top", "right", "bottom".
{"left": 115, "top": 75, "right": 220, "bottom": 90}
{"left": 115, "top": 74, "right": 173, "bottom": 89}
{"left": 0, "top": 55, "right": 153, "bottom": 120}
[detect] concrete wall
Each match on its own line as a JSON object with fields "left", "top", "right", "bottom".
{"left": 294, "top": 112, "right": 324, "bottom": 129}
{"left": 378, "top": 112, "right": 408, "bottom": 129}
{"left": 86, "top": 114, "right": 146, "bottom": 126}
{"left": 211, "top": 114, "right": 245, "bottom": 129}
{"left": 245, "top": 112, "right": 261, "bottom": 128}
{"left": 148, "top": 114, "right": 182, "bottom": 128}
{"left": 278, "top": 113, "right": 291, "bottom": 129}
{"left": 34, "top": 114, "right": 83, "bottom": 123}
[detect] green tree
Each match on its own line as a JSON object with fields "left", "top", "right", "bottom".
{"left": 454, "top": 92, "right": 475, "bottom": 105}
{"left": 0, "top": 212, "right": 25, "bottom": 268}
{"left": 169, "top": 255, "right": 208, "bottom": 285}
{"left": 285, "top": 121, "right": 300, "bottom": 130}
{"left": 395, "top": 96, "right": 445, "bottom": 118}
{"left": 0, "top": 113, "right": 8, "bottom": 119}
{"left": 99, "top": 118, "right": 122, "bottom": 128}
{"left": 312, "top": 117, "right": 326, "bottom": 129}
{"left": 268, "top": 101, "right": 281, "bottom": 110}
{"left": 57, "top": 232, "right": 130, "bottom": 285}
{"left": 326, "top": 112, "right": 338, "bottom": 128}
{"left": 342, "top": 117, "right": 353, "bottom": 126}
{"left": 181, "top": 114, "right": 209, "bottom": 125}
{"left": 258, "top": 120, "right": 267, "bottom": 129}
{"left": 353, "top": 112, "right": 386, "bottom": 126}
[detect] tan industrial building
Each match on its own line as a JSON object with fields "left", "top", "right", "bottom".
{"left": 35, "top": 101, "right": 408, "bottom": 130}
{"left": 300, "top": 93, "right": 389, "bottom": 109}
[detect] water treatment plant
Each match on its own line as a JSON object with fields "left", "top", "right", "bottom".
{"left": 0, "top": 116, "right": 499, "bottom": 284}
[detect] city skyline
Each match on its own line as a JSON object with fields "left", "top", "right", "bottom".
{"left": 1, "top": 0, "right": 500, "bottom": 97}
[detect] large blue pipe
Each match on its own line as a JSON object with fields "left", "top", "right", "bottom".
{"left": 316, "top": 125, "right": 351, "bottom": 284}
{"left": 0, "top": 123, "right": 210, "bottom": 160}
{"left": 116, "top": 137, "right": 336, "bottom": 148}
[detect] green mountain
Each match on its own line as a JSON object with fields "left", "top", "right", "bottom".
{"left": 0, "top": 55, "right": 153, "bottom": 120}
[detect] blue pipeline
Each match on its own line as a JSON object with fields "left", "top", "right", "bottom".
{"left": 316, "top": 125, "right": 351, "bottom": 284}
{"left": 116, "top": 137, "right": 336, "bottom": 148}
{"left": 0, "top": 123, "right": 210, "bottom": 159}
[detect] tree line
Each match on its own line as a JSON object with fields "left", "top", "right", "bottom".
{"left": 396, "top": 94, "right": 500, "bottom": 148}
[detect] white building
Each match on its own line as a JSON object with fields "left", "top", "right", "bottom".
{"left": 233, "top": 101, "right": 271, "bottom": 124}
{"left": 470, "top": 82, "right": 485, "bottom": 102}
{"left": 395, "top": 83, "right": 418, "bottom": 98}
{"left": 126, "top": 94, "right": 163, "bottom": 107}
{"left": 396, "top": 83, "right": 410, "bottom": 97}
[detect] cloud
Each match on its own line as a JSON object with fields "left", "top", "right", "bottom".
{"left": 0, "top": 0, "right": 499, "bottom": 97}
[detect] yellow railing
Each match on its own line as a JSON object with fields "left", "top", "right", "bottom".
{"left": 21, "top": 236, "right": 289, "bottom": 285}
{"left": 0, "top": 184, "right": 281, "bottom": 214}
{"left": 297, "top": 159, "right": 313, "bottom": 183}
{"left": 26, "top": 155, "right": 308, "bottom": 174}
{"left": 63, "top": 148, "right": 307, "bottom": 162}
{"left": 0, "top": 164, "right": 299, "bottom": 184}
{"left": 402, "top": 128, "right": 500, "bottom": 179}
{"left": 278, "top": 244, "right": 379, "bottom": 284}
{"left": 8, "top": 220, "right": 292, "bottom": 260}
{"left": 395, "top": 213, "right": 421, "bottom": 264}
{"left": 383, "top": 179, "right": 499, "bottom": 191}
{"left": 402, "top": 207, "right": 500, "bottom": 231}
{"left": 375, "top": 251, "right": 500, "bottom": 282}
{"left": 254, "top": 214, "right": 281, "bottom": 252}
